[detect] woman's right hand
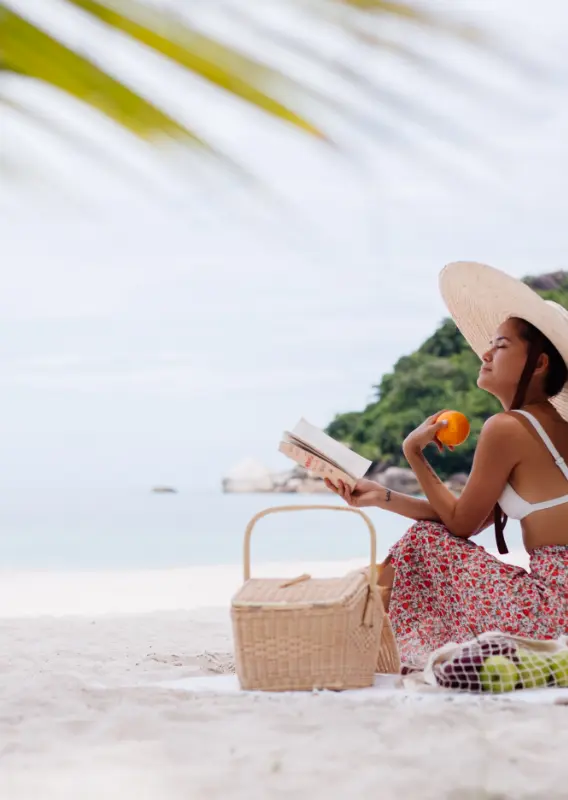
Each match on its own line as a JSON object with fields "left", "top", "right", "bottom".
{"left": 324, "top": 477, "right": 383, "bottom": 508}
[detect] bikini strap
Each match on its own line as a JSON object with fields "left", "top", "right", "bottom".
{"left": 512, "top": 410, "right": 568, "bottom": 480}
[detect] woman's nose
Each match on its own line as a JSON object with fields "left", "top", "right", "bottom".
{"left": 481, "top": 349, "right": 492, "bottom": 363}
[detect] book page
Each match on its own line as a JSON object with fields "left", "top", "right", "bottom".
{"left": 278, "top": 441, "right": 357, "bottom": 489}
{"left": 288, "top": 418, "right": 372, "bottom": 479}
{"left": 282, "top": 433, "right": 349, "bottom": 474}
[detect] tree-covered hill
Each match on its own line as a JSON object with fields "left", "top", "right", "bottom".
{"left": 326, "top": 271, "right": 568, "bottom": 479}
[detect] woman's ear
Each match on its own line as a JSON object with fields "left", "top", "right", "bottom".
{"left": 534, "top": 352, "right": 550, "bottom": 377}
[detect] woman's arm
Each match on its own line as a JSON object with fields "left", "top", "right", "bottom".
{"left": 376, "top": 485, "right": 441, "bottom": 522}
{"left": 329, "top": 477, "right": 494, "bottom": 534}
{"left": 377, "top": 486, "right": 495, "bottom": 533}
{"left": 325, "top": 477, "right": 440, "bottom": 521}
{"left": 402, "top": 413, "right": 520, "bottom": 538}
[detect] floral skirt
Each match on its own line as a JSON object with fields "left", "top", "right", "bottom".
{"left": 388, "top": 521, "right": 568, "bottom": 669}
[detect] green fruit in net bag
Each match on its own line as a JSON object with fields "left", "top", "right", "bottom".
{"left": 548, "top": 650, "right": 568, "bottom": 687}
{"left": 479, "top": 655, "right": 518, "bottom": 693}
{"left": 516, "top": 650, "right": 551, "bottom": 689}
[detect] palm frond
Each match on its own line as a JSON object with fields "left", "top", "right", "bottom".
{"left": 58, "top": 0, "right": 327, "bottom": 138}
{"left": 335, "top": 0, "right": 543, "bottom": 75}
{"left": 219, "top": 3, "right": 493, "bottom": 152}
{"left": 0, "top": 90, "right": 174, "bottom": 193}
{"left": 0, "top": 5, "right": 211, "bottom": 144}
{"left": 339, "top": 0, "right": 481, "bottom": 38}
{"left": 0, "top": 0, "right": 544, "bottom": 185}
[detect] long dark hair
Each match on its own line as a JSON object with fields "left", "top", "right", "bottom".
{"left": 493, "top": 318, "right": 568, "bottom": 554}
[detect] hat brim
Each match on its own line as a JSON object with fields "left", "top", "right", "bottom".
{"left": 438, "top": 261, "right": 568, "bottom": 422}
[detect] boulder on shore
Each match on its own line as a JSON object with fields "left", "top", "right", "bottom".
{"left": 373, "top": 466, "right": 421, "bottom": 496}
{"left": 222, "top": 458, "right": 274, "bottom": 493}
{"left": 271, "top": 465, "right": 328, "bottom": 494}
{"left": 444, "top": 472, "right": 469, "bottom": 495}
{"left": 221, "top": 458, "right": 469, "bottom": 496}
{"left": 222, "top": 461, "right": 332, "bottom": 494}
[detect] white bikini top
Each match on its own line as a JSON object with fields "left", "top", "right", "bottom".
{"left": 498, "top": 410, "right": 568, "bottom": 521}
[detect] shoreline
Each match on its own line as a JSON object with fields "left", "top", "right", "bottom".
{"left": 0, "top": 550, "right": 528, "bottom": 618}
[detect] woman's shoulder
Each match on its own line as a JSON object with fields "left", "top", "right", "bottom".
{"left": 477, "top": 413, "right": 528, "bottom": 453}
{"left": 480, "top": 412, "right": 524, "bottom": 434}
{"left": 481, "top": 410, "right": 563, "bottom": 451}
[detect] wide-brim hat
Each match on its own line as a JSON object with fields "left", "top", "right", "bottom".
{"left": 439, "top": 261, "right": 568, "bottom": 421}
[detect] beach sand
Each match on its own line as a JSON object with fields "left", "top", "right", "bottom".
{"left": 1, "top": 554, "right": 567, "bottom": 800}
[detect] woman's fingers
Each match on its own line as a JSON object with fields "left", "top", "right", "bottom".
{"left": 338, "top": 479, "right": 356, "bottom": 505}
{"left": 325, "top": 478, "right": 340, "bottom": 494}
{"left": 329, "top": 478, "right": 345, "bottom": 499}
{"left": 427, "top": 409, "right": 447, "bottom": 424}
{"left": 327, "top": 478, "right": 363, "bottom": 506}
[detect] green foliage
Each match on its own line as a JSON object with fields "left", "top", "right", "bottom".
{"left": 327, "top": 273, "right": 568, "bottom": 478}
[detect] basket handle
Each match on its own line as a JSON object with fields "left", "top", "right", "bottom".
{"left": 243, "top": 504, "right": 377, "bottom": 589}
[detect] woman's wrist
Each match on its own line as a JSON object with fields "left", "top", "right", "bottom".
{"left": 402, "top": 441, "right": 421, "bottom": 461}
{"left": 373, "top": 485, "right": 391, "bottom": 508}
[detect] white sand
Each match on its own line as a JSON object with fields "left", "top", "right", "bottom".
{"left": 2, "top": 553, "right": 567, "bottom": 800}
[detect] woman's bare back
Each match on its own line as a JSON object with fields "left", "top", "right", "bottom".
{"left": 508, "top": 406, "right": 568, "bottom": 550}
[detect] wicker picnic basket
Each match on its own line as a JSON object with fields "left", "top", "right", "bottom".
{"left": 231, "top": 504, "right": 400, "bottom": 692}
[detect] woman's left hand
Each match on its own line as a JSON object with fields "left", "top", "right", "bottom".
{"left": 402, "top": 411, "right": 453, "bottom": 455}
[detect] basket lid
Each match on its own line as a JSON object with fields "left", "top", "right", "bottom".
{"left": 231, "top": 571, "right": 368, "bottom": 609}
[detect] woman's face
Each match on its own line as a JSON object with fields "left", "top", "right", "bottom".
{"left": 477, "top": 318, "right": 529, "bottom": 401}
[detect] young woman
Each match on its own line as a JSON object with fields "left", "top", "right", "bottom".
{"left": 326, "top": 261, "right": 568, "bottom": 669}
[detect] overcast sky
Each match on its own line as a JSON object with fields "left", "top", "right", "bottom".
{"left": 0, "top": 0, "right": 567, "bottom": 489}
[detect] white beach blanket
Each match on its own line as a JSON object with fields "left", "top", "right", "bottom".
{"left": 144, "top": 672, "right": 568, "bottom": 705}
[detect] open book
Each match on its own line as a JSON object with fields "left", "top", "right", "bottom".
{"left": 279, "top": 418, "right": 372, "bottom": 489}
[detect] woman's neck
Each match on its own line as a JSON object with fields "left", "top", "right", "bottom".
{"left": 520, "top": 399, "right": 563, "bottom": 421}
{"left": 508, "top": 386, "right": 549, "bottom": 410}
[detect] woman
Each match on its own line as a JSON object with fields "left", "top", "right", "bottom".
{"left": 327, "top": 261, "right": 568, "bottom": 669}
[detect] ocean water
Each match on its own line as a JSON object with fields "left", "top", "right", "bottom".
{"left": 0, "top": 487, "right": 518, "bottom": 571}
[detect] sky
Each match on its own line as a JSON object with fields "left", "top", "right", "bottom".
{"left": 0, "top": 0, "right": 567, "bottom": 490}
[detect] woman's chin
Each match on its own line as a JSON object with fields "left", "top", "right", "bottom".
{"left": 477, "top": 372, "right": 492, "bottom": 391}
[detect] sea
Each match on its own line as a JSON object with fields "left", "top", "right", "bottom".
{"left": 0, "top": 487, "right": 520, "bottom": 571}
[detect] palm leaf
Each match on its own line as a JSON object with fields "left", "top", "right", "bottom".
{"left": 220, "top": 3, "right": 495, "bottom": 151}
{"left": 0, "top": 0, "right": 542, "bottom": 181}
{"left": 64, "top": 0, "right": 326, "bottom": 138}
{"left": 338, "top": 0, "right": 481, "bottom": 37}
{"left": 329, "top": 0, "right": 542, "bottom": 75}
{"left": 0, "top": 6, "right": 205, "bottom": 144}
{"left": 0, "top": 90, "right": 173, "bottom": 194}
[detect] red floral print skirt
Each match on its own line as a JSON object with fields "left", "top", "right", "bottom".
{"left": 389, "top": 522, "right": 568, "bottom": 669}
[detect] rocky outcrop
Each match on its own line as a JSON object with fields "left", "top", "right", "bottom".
{"left": 222, "top": 461, "right": 331, "bottom": 494}
{"left": 365, "top": 461, "right": 420, "bottom": 494}
{"left": 524, "top": 271, "right": 568, "bottom": 291}
{"left": 373, "top": 466, "right": 421, "bottom": 495}
{"left": 367, "top": 462, "right": 468, "bottom": 496}
{"left": 222, "top": 458, "right": 467, "bottom": 495}
{"left": 273, "top": 465, "right": 330, "bottom": 494}
{"left": 222, "top": 459, "right": 274, "bottom": 493}
{"left": 444, "top": 472, "right": 468, "bottom": 495}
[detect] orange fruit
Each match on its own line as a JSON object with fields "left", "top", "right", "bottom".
{"left": 435, "top": 410, "right": 470, "bottom": 447}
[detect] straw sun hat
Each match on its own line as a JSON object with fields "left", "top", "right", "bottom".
{"left": 438, "top": 261, "right": 568, "bottom": 422}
